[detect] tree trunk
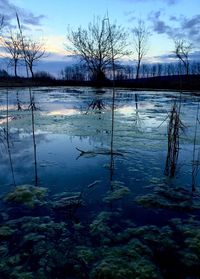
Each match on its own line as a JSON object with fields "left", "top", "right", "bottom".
{"left": 136, "top": 60, "right": 141, "bottom": 79}
{"left": 30, "top": 66, "right": 34, "bottom": 79}
{"left": 14, "top": 59, "right": 18, "bottom": 78}
{"left": 91, "top": 69, "right": 107, "bottom": 85}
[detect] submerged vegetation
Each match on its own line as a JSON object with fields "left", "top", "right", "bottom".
{"left": 1, "top": 184, "right": 200, "bottom": 278}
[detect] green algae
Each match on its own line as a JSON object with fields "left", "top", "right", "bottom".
{"left": 90, "top": 212, "right": 116, "bottom": 244}
{"left": 10, "top": 271, "right": 34, "bottom": 279}
{"left": 135, "top": 185, "right": 200, "bottom": 211}
{"left": 1, "top": 211, "right": 200, "bottom": 278}
{"left": 103, "top": 181, "right": 130, "bottom": 203}
{"left": 1, "top": 182, "right": 200, "bottom": 279}
{"left": 91, "top": 245, "right": 161, "bottom": 279}
{"left": 4, "top": 185, "right": 47, "bottom": 208}
{"left": 0, "top": 243, "right": 8, "bottom": 256}
{"left": 0, "top": 225, "right": 15, "bottom": 239}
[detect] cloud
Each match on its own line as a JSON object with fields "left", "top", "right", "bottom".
{"left": 182, "top": 15, "right": 200, "bottom": 29}
{"left": 0, "top": 0, "right": 45, "bottom": 28}
{"left": 148, "top": 50, "right": 200, "bottom": 64}
{"left": 153, "top": 20, "right": 171, "bottom": 34}
{"left": 148, "top": 11, "right": 172, "bottom": 35}
{"left": 148, "top": 10, "right": 200, "bottom": 45}
{"left": 121, "top": 0, "right": 179, "bottom": 4}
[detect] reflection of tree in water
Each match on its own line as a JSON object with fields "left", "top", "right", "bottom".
{"left": 85, "top": 98, "right": 105, "bottom": 115}
{"left": 133, "top": 93, "right": 142, "bottom": 128}
{"left": 0, "top": 127, "right": 7, "bottom": 152}
{"left": 28, "top": 94, "right": 39, "bottom": 111}
{"left": 2, "top": 90, "right": 16, "bottom": 186}
{"left": 164, "top": 100, "right": 184, "bottom": 178}
{"left": 192, "top": 101, "right": 200, "bottom": 192}
{"left": 16, "top": 91, "right": 22, "bottom": 111}
{"left": 28, "top": 89, "right": 38, "bottom": 186}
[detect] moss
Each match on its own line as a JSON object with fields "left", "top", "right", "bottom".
{"left": 8, "top": 255, "right": 21, "bottom": 265}
{"left": 103, "top": 181, "right": 130, "bottom": 203}
{"left": 10, "top": 271, "right": 34, "bottom": 279}
{"left": 135, "top": 185, "right": 200, "bottom": 211}
{"left": 4, "top": 185, "right": 47, "bottom": 208}
{"left": 180, "top": 251, "right": 199, "bottom": 268}
{"left": 76, "top": 246, "right": 96, "bottom": 264}
{"left": 91, "top": 246, "right": 161, "bottom": 279}
{"left": 0, "top": 244, "right": 8, "bottom": 256}
{"left": 0, "top": 225, "right": 15, "bottom": 239}
{"left": 23, "top": 232, "right": 46, "bottom": 243}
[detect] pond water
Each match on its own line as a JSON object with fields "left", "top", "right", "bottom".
{"left": 0, "top": 87, "right": 200, "bottom": 278}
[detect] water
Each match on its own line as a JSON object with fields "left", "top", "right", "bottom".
{"left": 0, "top": 87, "right": 200, "bottom": 278}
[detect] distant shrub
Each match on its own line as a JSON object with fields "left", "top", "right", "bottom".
{"left": 34, "top": 71, "right": 55, "bottom": 81}
{"left": 0, "top": 69, "right": 10, "bottom": 78}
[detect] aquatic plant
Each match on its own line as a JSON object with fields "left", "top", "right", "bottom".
{"left": 135, "top": 184, "right": 200, "bottom": 211}
{"left": 0, "top": 225, "right": 15, "bottom": 239}
{"left": 4, "top": 185, "right": 47, "bottom": 208}
{"left": 91, "top": 244, "right": 161, "bottom": 279}
{"left": 164, "top": 101, "right": 184, "bottom": 178}
{"left": 103, "top": 180, "right": 130, "bottom": 203}
{"left": 90, "top": 211, "right": 116, "bottom": 244}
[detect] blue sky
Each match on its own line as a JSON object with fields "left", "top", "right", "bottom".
{"left": 0, "top": 0, "right": 199, "bottom": 75}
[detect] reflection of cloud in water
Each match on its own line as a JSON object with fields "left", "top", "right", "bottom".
{"left": 0, "top": 117, "right": 12, "bottom": 125}
{"left": 0, "top": 105, "right": 19, "bottom": 111}
{"left": 44, "top": 108, "right": 80, "bottom": 116}
{"left": 117, "top": 102, "right": 158, "bottom": 116}
{"left": 117, "top": 106, "right": 134, "bottom": 116}
{"left": 116, "top": 103, "right": 168, "bottom": 129}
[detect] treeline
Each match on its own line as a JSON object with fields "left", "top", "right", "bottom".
{"left": 60, "top": 61, "right": 200, "bottom": 81}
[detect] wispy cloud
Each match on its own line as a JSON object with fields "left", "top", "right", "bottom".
{"left": 148, "top": 10, "right": 200, "bottom": 45}
{"left": 0, "top": 0, "right": 45, "bottom": 28}
{"left": 158, "top": 51, "right": 200, "bottom": 61}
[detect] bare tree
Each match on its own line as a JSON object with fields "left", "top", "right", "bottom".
{"left": 3, "top": 31, "right": 21, "bottom": 77}
{"left": 174, "top": 39, "right": 192, "bottom": 76}
{"left": 67, "top": 17, "right": 130, "bottom": 83}
{"left": 133, "top": 19, "right": 149, "bottom": 79}
{"left": 21, "top": 38, "right": 46, "bottom": 78}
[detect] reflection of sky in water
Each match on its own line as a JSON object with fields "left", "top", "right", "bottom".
{"left": 0, "top": 87, "right": 200, "bottom": 203}
{"left": 44, "top": 108, "right": 80, "bottom": 116}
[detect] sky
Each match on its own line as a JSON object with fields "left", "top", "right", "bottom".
{"left": 0, "top": 0, "right": 199, "bottom": 76}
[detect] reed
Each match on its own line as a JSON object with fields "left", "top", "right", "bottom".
{"left": 6, "top": 89, "right": 16, "bottom": 186}
{"left": 191, "top": 101, "right": 200, "bottom": 192}
{"left": 104, "top": 15, "right": 116, "bottom": 183}
{"left": 164, "top": 99, "right": 184, "bottom": 178}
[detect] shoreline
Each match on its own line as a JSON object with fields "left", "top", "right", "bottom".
{"left": 0, "top": 74, "right": 199, "bottom": 92}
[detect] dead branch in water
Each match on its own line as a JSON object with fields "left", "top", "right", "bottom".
{"left": 76, "top": 147, "right": 123, "bottom": 158}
